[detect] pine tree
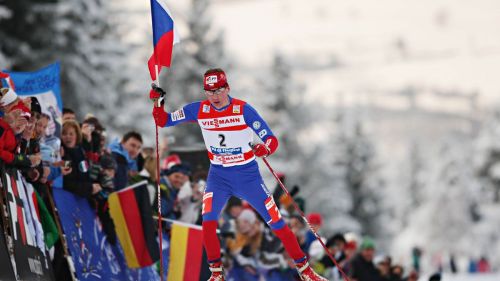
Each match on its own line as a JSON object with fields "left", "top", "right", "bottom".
{"left": 51, "top": 0, "right": 133, "bottom": 127}
{"left": 0, "top": 0, "right": 57, "bottom": 69}
{"left": 474, "top": 109, "right": 500, "bottom": 203}
{"left": 260, "top": 53, "right": 309, "bottom": 182}
{"left": 397, "top": 137, "right": 481, "bottom": 256}
{"left": 160, "top": 0, "right": 231, "bottom": 145}
{"left": 0, "top": 0, "right": 140, "bottom": 134}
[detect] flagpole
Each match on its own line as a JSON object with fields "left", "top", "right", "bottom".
{"left": 154, "top": 71, "right": 164, "bottom": 281}
{"left": 150, "top": 0, "right": 164, "bottom": 279}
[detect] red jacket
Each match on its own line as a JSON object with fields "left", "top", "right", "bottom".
{"left": 0, "top": 118, "right": 17, "bottom": 164}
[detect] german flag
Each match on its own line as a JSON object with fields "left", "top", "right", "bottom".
{"left": 168, "top": 222, "right": 203, "bottom": 281}
{"left": 108, "top": 180, "right": 159, "bottom": 268}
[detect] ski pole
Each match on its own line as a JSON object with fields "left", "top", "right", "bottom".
{"left": 259, "top": 155, "right": 351, "bottom": 281}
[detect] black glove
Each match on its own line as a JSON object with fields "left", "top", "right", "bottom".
{"left": 12, "top": 154, "right": 31, "bottom": 167}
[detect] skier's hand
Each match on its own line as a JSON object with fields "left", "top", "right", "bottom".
{"left": 152, "top": 106, "right": 168, "bottom": 127}
{"left": 150, "top": 83, "right": 166, "bottom": 107}
{"left": 252, "top": 143, "right": 271, "bottom": 158}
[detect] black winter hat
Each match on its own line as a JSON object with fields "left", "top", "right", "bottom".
{"left": 31, "top": 97, "right": 42, "bottom": 115}
{"left": 100, "top": 154, "right": 117, "bottom": 170}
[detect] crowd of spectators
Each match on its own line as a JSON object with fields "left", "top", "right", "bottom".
{"left": 0, "top": 86, "right": 494, "bottom": 280}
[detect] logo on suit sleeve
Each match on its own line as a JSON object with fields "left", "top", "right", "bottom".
{"left": 258, "top": 129, "right": 268, "bottom": 138}
{"left": 202, "top": 192, "right": 214, "bottom": 215}
{"left": 171, "top": 109, "right": 186, "bottom": 121}
{"left": 252, "top": 121, "right": 261, "bottom": 130}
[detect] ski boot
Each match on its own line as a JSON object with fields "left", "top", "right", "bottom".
{"left": 207, "top": 261, "right": 224, "bottom": 281}
{"left": 296, "top": 260, "right": 329, "bottom": 281}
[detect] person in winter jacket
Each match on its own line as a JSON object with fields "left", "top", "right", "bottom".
{"left": 348, "top": 237, "right": 383, "bottom": 281}
{"left": 61, "top": 120, "right": 101, "bottom": 197}
{"left": 108, "top": 131, "right": 142, "bottom": 190}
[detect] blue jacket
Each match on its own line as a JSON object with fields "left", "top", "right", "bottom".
{"left": 108, "top": 139, "right": 137, "bottom": 191}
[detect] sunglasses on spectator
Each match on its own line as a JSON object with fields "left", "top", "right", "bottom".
{"left": 205, "top": 87, "right": 226, "bottom": 96}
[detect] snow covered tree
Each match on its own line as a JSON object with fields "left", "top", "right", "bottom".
{"left": 259, "top": 53, "right": 311, "bottom": 183}
{"left": 160, "top": 0, "right": 231, "bottom": 145}
{"left": 474, "top": 109, "right": 500, "bottom": 203}
{"left": 51, "top": 0, "right": 135, "bottom": 129}
{"left": 0, "top": 0, "right": 141, "bottom": 135}
{"left": 306, "top": 111, "right": 387, "bottom": 239}
{"left": 0, "top": 0, "right": 57, "bottom": 69}
{"left": 395, "top": 141, "right": 427, "bottom": 229}
{"left": 392, "top": 136, "right": 499, "bottom": 271}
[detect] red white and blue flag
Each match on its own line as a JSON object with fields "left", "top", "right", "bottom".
{"left": 0, "top": 71, "right": 15, "bottom": 89}
{"left": 148, "top": 0, "right": 180, "bottom": 81}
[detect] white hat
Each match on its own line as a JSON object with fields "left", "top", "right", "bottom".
{"left": 0, "top": 88, "right": 18, "bottom": 107}
{"left": 238, "top": 209, "right": 257, "bottom": 224}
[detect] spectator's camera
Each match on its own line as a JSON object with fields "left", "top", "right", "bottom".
{"left": 63, "top": 161, "right": 72, "bottom": 168}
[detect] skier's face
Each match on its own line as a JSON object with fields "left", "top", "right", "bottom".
{"left": 205, "top": 86, "right": 229, "bottom": 109}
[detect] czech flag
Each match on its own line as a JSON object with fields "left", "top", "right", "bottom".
{"left": 108, "top": 181, "right": 160, "bottom": 268}
{"left": 167, "top": 222, "right": 204, "bottom": 281}
{"left": 148, "top": 0, "right": 180, "bottom": 81}
{"left": 0, "top": 71, "right": 15, "bottom": 89}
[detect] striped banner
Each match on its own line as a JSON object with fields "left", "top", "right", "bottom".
{"left": 167, "top": 222, "right": 203, "bottom": 281}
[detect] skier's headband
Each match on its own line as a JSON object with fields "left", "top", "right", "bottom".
{"left": 204, "top": 70, "right": 228, "bottom": 91}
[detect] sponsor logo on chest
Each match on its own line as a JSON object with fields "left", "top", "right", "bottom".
{"left": 233, "top": 105, "right": 241, "bottom": 114}
{"left": 200, "top": 115, "right": 245, "bottom": 129}
{"left": 202, "top": 104, "right": 210, "bottom": 113}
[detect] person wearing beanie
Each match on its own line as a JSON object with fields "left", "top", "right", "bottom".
{"left": 1, "top": 100, "right": 41, "bottom": 169}
{"left": 304, "top": 212, "right": 323, "bottom": 252}
{"left": 151, "top": 68, "right": 327, "bottom": 281}
{"left": 348, "top": 237, "right": 383, "bottom": 281}
{"left": 0, "top": 87, "right": 19, "bottom": 113}
{"left": 156, "top": 161, "right": 191, "bottom": 220}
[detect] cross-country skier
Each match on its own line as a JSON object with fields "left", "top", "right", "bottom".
{"left": 151, "top": 68, "right": 328, "bottom": 281}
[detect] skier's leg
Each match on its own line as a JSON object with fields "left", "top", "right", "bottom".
{"left": 202, "top": 168, "right": 232, "bottom": 263}
{"left": 233, "top": 163, "right": 328, "bottom": 280}
{"left": 231, "top": 164, "right": 306, "bottom": 261}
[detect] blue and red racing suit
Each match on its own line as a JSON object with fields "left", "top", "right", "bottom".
{"left": 161, "top": 97, "right": 285, "bottom": 229}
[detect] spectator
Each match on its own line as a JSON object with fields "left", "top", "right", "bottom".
{"left": 375, "top": 255, "right": 391, "bottom": 281}
{"left": 288, "top": 215, "right": 307, "bottom": 251}
{"left": 81, "top": 116, "right": 105, "bottom": 163}
{"left": 1, "top": 98, "right": 41, "bottom": 168}
{"left": 390, "top": 264, "right": 404, "bottom": 281}
{"left": 348, "top": 237, "right": 382, "bottom": 281}
{"left": 412, "top": 247, "right": 422, "bottom": 273}
{"left": 62, "top": 107, "right": 76, "bottom": 121}
{"left": 178, "top": 171, "right": 206, "bottom": 225}
{"left": 109, "top": 131, "right": 143, "bottom": 190}
{"left": 226, "top": 209, "right": 262, "bottom": 281}
{"left": 156, "top": 163, "right": 191, "bottom": 219}
{"left": 404, "top": 270, "right": 419, "bottom": 281}
{"left": 304, "top": 213, "right": 323, "bottom": 252}
{"left": 61, "top": 120, "right": 100, "bottom": 197}
{"left": 315, "top": 233, "right": 348, "bottom": 280}
{"left": 477, "top": 256, "right": 491, "bottom": 273}
{"left": 428, "top": 273, "right": 441, "bottom": 281}
{"left": 19, "top": 97, "right": 43, "bottom": 183}
{"left": 134, "top": 155, "right": 159, "bottom": 205}
{"left": 220, "top": 197, "right": 244, "bottom": 237}
{"left": 89, "top": 153, "right": 117, "bottom": 245}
